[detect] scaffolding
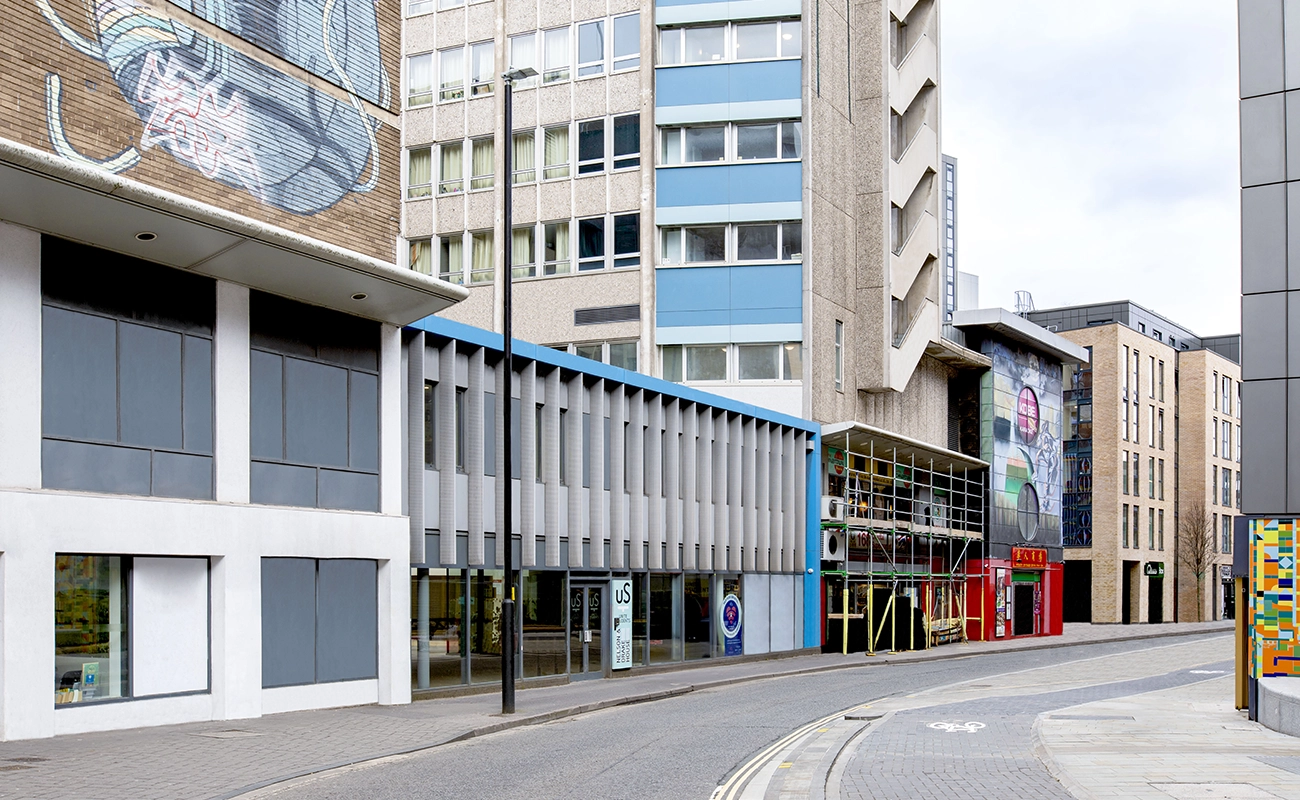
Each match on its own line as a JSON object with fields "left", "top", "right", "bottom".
{"left": 822, "top": 425, "right": 987, "bottom": 654}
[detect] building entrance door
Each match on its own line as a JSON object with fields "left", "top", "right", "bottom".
{"left": 1013, "top": 583, "right": 1035, "bottom": 636}
{"left": 569, "top": 584, "right": 605, "bottom": 679}
{"left": 1148, "top": 576, "right": 1163, "bottom": 623}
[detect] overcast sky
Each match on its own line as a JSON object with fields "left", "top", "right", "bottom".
{"left": 940, "top": 1, "right": 1241, "bottom": 336}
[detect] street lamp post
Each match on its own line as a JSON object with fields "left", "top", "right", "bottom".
{"left": 500, "top": 65, "right": 536, "bottom": 716}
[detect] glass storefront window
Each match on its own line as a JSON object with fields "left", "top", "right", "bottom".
{"left": 649, "top": 573, "right": 681, "bottom": 663}
{"left": 523, "top": 571, "right": 567, "bottom": 678}
{"left": 411, "top": 568, "right": 466, "bottom": 689}
{"left": 632, "top": 573, "right": 648, "bottom": 666}
{"left": 715, "top": 575, "right": 742, "bottom": 658}
{"left": 469, "top": 569, "right": 504, "bottom": 684}
{"left": 55, "top": 555, "right": 128, "bottom": 705}
{"left": 684, "top": 574, "right": 712, "bottom": 660}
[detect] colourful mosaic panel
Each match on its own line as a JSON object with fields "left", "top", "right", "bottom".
{"left": 1251, "top": 519, "right": 1300, "bottom": 679}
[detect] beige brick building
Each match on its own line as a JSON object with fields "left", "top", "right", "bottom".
{"left": 1025, "top": 302, "right": 1240, "bottom": 624}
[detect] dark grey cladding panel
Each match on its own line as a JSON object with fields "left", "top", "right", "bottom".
{"left": 316, "top": 560, "right": 378, "bottom": 683}
{"left": 285, "top": 357, "right": 349, "bottom": 468}
{"left": 118, "top": 321, "right": 183, "bottom": 450}
{"left": 152, "top": 451, "right": 214, "bottom": 500}
{"left": 250, "top": 351, "right": 285, "bottom": 461}
{"left": 42, "top": 439, "right": 151, "bottom": 496}
{"left": 183, "top": 336, "right": 214, "bottom": 453}
{"left": 349, "top": 371, "right": 379, "bottom": 473}
{"left": 41, "top": 306, "right": 116, "bottom": 442}
{"left": 250, "top": 461, "right": 317, "bottom": 508}
{"left": 318, "top": 469, "right": 379, "bottom": 512}
{"left": 261, "top": 558, "right": 318, "bottom": 688}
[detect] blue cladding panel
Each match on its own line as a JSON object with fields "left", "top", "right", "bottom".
{"left": 656, "top": 60, "right": 800, "bottom": 108}
{"left": 656, "top": 162, "right": 802, "bottom": 210}
{"left": 657, "top": 264, "right": 801, "bottom": 331}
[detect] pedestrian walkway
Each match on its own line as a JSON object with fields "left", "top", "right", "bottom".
{"left": 0, "top": 622, "right": 1231, "bottom": 800}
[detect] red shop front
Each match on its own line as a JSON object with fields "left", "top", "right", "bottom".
{"left": 965, "top": 546, "right": 1063, "bottom": 641}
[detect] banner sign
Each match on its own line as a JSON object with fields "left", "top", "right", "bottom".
{"left": 1011, "top": 546, "right": 1048, "bottom": 569}
{"left": 1144, "top": 562, "right": 1165, "bottom": 577}
{"left": 827, "top": 447, "right": 846, "bottom": 479}
{"left": 720, "top": 593, "right": 743, "bottom": 656}
{"left": 611, "top": 579, "right": 633, "bottom": 670}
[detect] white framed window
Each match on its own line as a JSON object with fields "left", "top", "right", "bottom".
{"left": 661, "top": 222, "right": 800, "bottom": 265}
{"left": 438, "top": 142, "right": 463, "bottom": 194}
{"left": 509, "top": 33, "right": 539, "bottom": 89}
{"left": 661, "top": 225, "right": 726, "bottom": 265}
{"left": 834, "top": 321, "right": 843, "bottom": 390}
{"left": 543, "top": 221, "right": 571, "bottom": 275}
{"left": 661, "top": 121, "right": 800, "bottom": 165}
{"left": 1223, "top": 419, "right": 1231, "bottom": 459}
{"left": 578, "top": 19, "right": 605, "bottom": 77}
{"left": 439, "top": 234, "right": 465, "bottom": 284}
{"left": 470, "top": 41, "right": 495, "bottom": 96}
{"left": 686, "top": 344, "right": 728, "bottom": 381}
{"left": 660, "top": 25, "right": 725, "bottom": 64}
{"left": 409, "top": 0, "right": 433, "bottom": 15}
{"left": 577, "top": 119, "right": 606, "bottom": 174}
{"left": 577, "top": 216, "right": 605, "bottom": 270}
{"left": 470, "top": 137, "right": 494, "bottom": 190}
{"left": 439, "top": 47, "right": 465, "bottom": 101}
{"left": 613, "top": 13, "right": 641, "bottom": 70}
{"left": 469, "top": 230, "right": 494, "bottom": 284}
{"left": 661, "top": 125, "right": 725, "bottom": 164}
{"left": 1223, "top": 375, "right": 1232, "bottom": 415}
{"left": 612, "top": 113, "right": 640, "bottom": 170}
{"left": 512, "top": 130, "right": 536, "bottom": 184}
{"left": 1237, "top": 425, "right": 1242, "bottom": 461}
{"left": 408, "top": 238, "right": 433, "bottom": 275}
{"left": 543, "top": 124, "right": 570, "bottom": 179}
{"left": 439, "top": 0, "right": 463, "bottom": 8}
{"left": 608, "top": 342, "right": 637, "bottom": 371}
{"left": 511, "top": 226, "right": 535, "bottom": 279}
{"left": 659, "top": 20, "right": 800, "bottom": 65}
{"left": 612, "top": 213, "right": 640, "bottom": 268}
{"left": 557, "top": 341, "right": 637, "bottom": 371}
{"left": 407, "top": 147, "right": 432, "bottom": 198}
{"left": 544, "top": 27, "right": 571, "bottom": 83}
{"left": 408, "top": 53, "right": 433, "bottom": 107}
{"left": 736, "top": 120, "right": 801, "bottom": 161}
{"left": 662, "top": 342, "right": 801, "bottom": 383}
{"left": 736, "top": 221, "right": 801, "bottom": 261}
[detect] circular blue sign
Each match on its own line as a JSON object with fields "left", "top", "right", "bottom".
{"left": 720, "top": 594, "right": 743, "bottom": 639}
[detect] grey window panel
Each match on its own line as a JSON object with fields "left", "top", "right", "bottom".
{"left": 316, "top": 559, "right": 378, "bottom": 682}
{"left": 250, "top": 351, "right": 285, "bottom": 460}
{"left": 1241, "top": 93, "right": 1287, "bottom": 187}
{"left": 484, "top": 392, "right": 497, "bottom": 476}
{"left": 152, "top": 451, "right": 214, "bottom": 500}
{"left": 118, "top": 321, "right": 184, "bottom": 450}
{"left": 1292, "top": 293, "right": 1300, "bottom": 377}
{"left": 1239, "top": 0, "right": 1284, "bottom": 98}
{"left": 250, "top": 291, "right": 378, "bottom": 371}
{"left": 1288, "top": 0, "right": 1300, "bottom": 90}
{"left": 348, "top": 371, "right": 379, "bottom": 472}
{"left": 318, "top": 343, "right": 379, "bottom": 373}
{"left": 43, "top": 439, "right": 151, "bottom": 495}
{"left": 285, "top": 357, "right": 349, "bottom": 468}
{"left": 1243, "top": 379, "right": 1288, "bottom": 513}
{"left": 42, "top": 306, "right": 117, "bottom": 442}
{"left": 511, "top": 397, "right": 522, "bottom": 479}
{"left": 318, "top": 469, "right": 379, "bottom": 512}
{"left": 1242, "top": 292, "right": 1288, "bottom": 380}
{"left": 1242, "top": 183, "right": 1288, "bottom": 294}
{"left": 1289, "top": 92, "right": 1300, "bottom": 182}
{"left": 604, "top": 415, "right": 611, "bottom": 490}
{"left": 41, "top": 236, "right": 215, "bottom": 335}
{"left": 1291, "top": 378, "right": 1300, "bottom": 513}
{"left": 183, "top": 336, "right": 214, "bottom": 454}
{"left": 1289, "top": 184, "right": 1300, "bottom": 291}
{"left": 250, "top": 461, "right": 317, "bottom": 507}
{"left": 261, "top": 558, "right": 317, "bottom": 688}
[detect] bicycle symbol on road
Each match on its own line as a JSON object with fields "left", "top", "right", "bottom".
{"left": 927, "top": 721, "right": 986, "bottom": 734}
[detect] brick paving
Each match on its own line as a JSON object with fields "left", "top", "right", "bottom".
{"left": 0, "top": 621, "right": 1230, "bottom": 799}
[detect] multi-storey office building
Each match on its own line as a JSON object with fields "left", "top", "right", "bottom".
{"left": 0, "top": 0, "right": 471, "bottom": 739}
{"left": 1026, "top": 302, "right": 1241, "bottom": 624}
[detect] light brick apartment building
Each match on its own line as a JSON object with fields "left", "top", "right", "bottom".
{"left": 1025, "top": 303, "right": 1240, "bottom": 624}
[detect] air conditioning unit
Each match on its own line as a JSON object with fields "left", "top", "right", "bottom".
{"left": 822, "top": 529, "right": 847, "bottom": 562}
{"left": 821, "top": 496, "right": 845, "bottom": 522}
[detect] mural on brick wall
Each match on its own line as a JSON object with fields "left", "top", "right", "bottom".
{"left": 34, "top": 0, "right": 388, "bottom": 215}
{"left": 1251, "top": 518, "right": 1300, "bottom": 679}
{"left": 981, "top": 342, "right": 1064, "bottom": 552}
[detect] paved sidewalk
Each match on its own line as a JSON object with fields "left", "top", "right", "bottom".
{"left": 1037, "top": 671, "right": 1300, "bottom": 799}
{"left": 0, "top": 621, "right": 1231, "bottom": 800}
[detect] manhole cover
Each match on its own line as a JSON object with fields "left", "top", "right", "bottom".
{"left": 189, "top": 729, "right": 264, "bottom": 739}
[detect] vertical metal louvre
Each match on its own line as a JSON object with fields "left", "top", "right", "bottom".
{"left": 682, "top": 403, "right": 698, "bottom": 571}
{"left": 467, "top": 348, "right": 485, "bottom": 565}
{"left": 520, "top": 361, "right": 537, "bottom": 567}
{"left": 628, "top": 389, "right": 645, "bottom": 570}
{"left": 437, "top": 339, "right": 456, "bottom": 565}
{"left": 755, "top": 421, "right": 770, "bottom": 573}
{"left": 407, "top": 331, "right": 425, "bottom": 565}
{"left": 609, "top": 383, "right": 625, "bottom": 569}
{"left": 782, "top": 428, "right": 796, "bottom": 573}
{"left": 494, "top": 354, "right": 508, "bottom": 564}
{"left": 742, "top": 417, "right": 757, "bottom": 572}
{"left": 769, "top": 425, "right": 784, "bottom": 572}
{"left": 543, "top": 367, "right": 561, "bottom": 567}
{"left": 588, "top": 379, "right": 605, "bottom": 568}
{"left": 728, "top": 415, "right": 743, "bottom": 572}
{"left": 665, "top": 398, "right": 681, "bottom": 571}
{"left": 567, "top": 373, "right": 585, "bottom": 568}
{"left": 647, "top": 395, "right": 664, "bottom": 571}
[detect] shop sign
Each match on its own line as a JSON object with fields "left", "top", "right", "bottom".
{"left": 720, "top": 593, "right": 743, "bottom": 656}
{"left": 1011, "top": 546, "right": 1047, "bottom": 569}
{"left": 1144, "top": 562, "right": 1165, "bottom": 577}
{"left": 827, "top": 447, "right": 846, "bottom": 479}
{"left": 611, "top": 579, "right": 633, "bottom": 670}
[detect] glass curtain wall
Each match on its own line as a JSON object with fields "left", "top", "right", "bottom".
{"left": 523, "top": 571, "right": 567, "bottom": 678}
{"left": 649, "top": 573, "right": 682, "bottom": 663}
{"left": 55, "top": 555, "right": 128, "bottom": 705}
{"left": 469, "top": 569, "right": 504, "bottom": 683}
{"left": 684, "top": 574, "right": 711, "bottom": 659}
{"left": 410, "top": 568, "right": 466, "bottom": 689}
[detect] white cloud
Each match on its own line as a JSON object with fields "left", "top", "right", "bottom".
{"left": 941, "top": 0, "right": 1241, "bottom": 335}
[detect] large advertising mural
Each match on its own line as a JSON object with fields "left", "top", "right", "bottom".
{"left": 980, "top": 342, "right": 1064, "bottom": 558}
{"left": 4, "top": 0, "right": 400, "bottom": 259}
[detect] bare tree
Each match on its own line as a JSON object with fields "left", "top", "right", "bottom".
{"left": 1178, "top": 501, "right": 1218, "bottom": 622}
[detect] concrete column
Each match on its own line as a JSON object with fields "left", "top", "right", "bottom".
{"left": 743, "top": 418, "right": 758, "bottom": 572}
{"left": 467, "top": 348, "right": 485, "bottom": 564}
{"left": 755, "top": 422, "right": 770, "bottom": 573}
{"left": 376, "top": 557, "right": 410, "bottom": 705}
{"left": 209, "top": 552, "right": 261, "bottom": 722}
{"left": 520, "top": 361, "right": 538, "bottom": 567}
{"left": 543, "top": 367, "right": 561, "bottom": 567}
{"left": 682, "top": 403, "right": 698, "bottom": 571}
{"left": 588, "top": 380, "right": 605, "bottom": 568}
{"left": 407, "top": 333, "right": 426, "bottom": 565}
{"left": 665, "top": 399, "right": 681, "bottom": 571}
{"left": 647, "top": 396, "right": 664, "bottom": 570}
{"left": 213, "top": 282, "right": 250, "bottom": 503}
{"left": 0, "top": 222, "right": 41, "bottom": 491}
{"left": 628, "top": 390, "right": 645, "bottom": 570}
{"left": 438, "top": 340, "right": 456, "bottom": 565}
{"left": 380, "top": 324, "right": 402, "bottom": 516}
{"left": 567, "top": 374, "right": 585, "bottom": 568}
{"left": 1, "top": 547, "right": 55, "bottom": 739}
{"left": 609, "top": 384, "right": 626, "bottom": 569}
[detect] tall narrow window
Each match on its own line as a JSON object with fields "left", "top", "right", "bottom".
{"left": 543, "top": 125, "right": 570, "bottom": 179}
{"left": 1159, "top": 509, "right": 1165, "bottom": 551}
{"left": 1122, "top": 401, "right": 1129, "bottom": 441}
{"left": 1157, "top": 360, "right": 1165, "bottom": 401}
{"left": 1212, "top": 417, "right": 1218, "bottom": 456}
{"left": 578, "top": 217, "right": 605, "bottom": 270}
{"left": 544, "top": 27, "right": 570, "bottom": 83}
{"left": 1148, "top": 456, "right": 1154, "bottom": 498}
{"left": 470, "top": 137, "right": 494, "bottom": 190}
{"left": 613, "top": 114, "right": 640, "bottom": 169}
{"left": 439, "top": 46, "right": 464, "bottom": 101}
{"left": 512, "top": 226, "right": 536, "bottom": 279}
{"left": 439, "top": 235, "right": 464, "bottom": 284}
{"left": 1148, "top": 508, "right": 1155, "bottom": 550}
{"left": 1223, "top": 515, "right": 1232, "bottom": 553}
{"left": 1148, "top": 405, "right": 1155, "bottom": 447}
{"left": 578, "top": 20, "right": 605, "bottom": 76}
{"left": 613, "top": 13, "right": 640, "bottom": 70}
{"left": 1212, "top": 465, "right": 1218, "bottom": 504}
{"left": 578, "top": 119, "right": 606, "bottom": 174}
{"left": 513, "top": 131, "right": 536, "bottom": 184}
{"left": 1222, "top": 419, "right": 1231, "bottom": 459}
{"left": 1148, "top": 355, "right": 1155, "bottom": 398}
{"left": 408, "top": 147, "right": 432, "bottom": 198}
{"left": 1123, "top": 504, "right": 1129, "bottom": 548}
{"left": 469, "top": 231, "right": 494, "bottom": 284}
{"left": 1122, "top": 346, "right": 1130, "bottom": 398}
{"left": 1122, "top": 450, "right": 1129, "bottom": 495}
{"left": 1158, "top": 408, "right": 1165, "bottom": 449}
{"left": 470, "top": 41, "right": 494, "bottom": 96}
{"left": 613, "top": 214, "right": 640, "bottom": 267}
{"left": 510, "top": 33, "right": 538, "bottom": 89}
{"left": 55, "top": 555, "right": 129, "bottom": 704}
{"left": 1223, "top": 467, "right": 1232, "bottom": 506}
{"left": 1158, "top": 459, "right": 1165, "bottom": 500}
{"left": 423, "top": 381, "right": 435, "bottom": 466}
{"left": 455, "top": 387, "right": 466, "bottom": 472}
{"left": 834, "top": 320, "right": 844, "bottom": 390}
{"left": 408, "top": 53, "right": 433, "bottom": 106}
{"left": 1213, "top": 372, "right": 1219, "bottom": 410}
{"left": 409, "top": 238, "right": 432, "bottom": 275}
{"left": 439, "top": 142, "right": 463, "bottom": 194}
{"left": 1133, "top": 452, "right": 1140, "bottom": 496}
{"left": 544, "top": 221, "right": 570, "bottom": 275}
{"left": 1133, "top": 506, "right": 1141, "bottom": 549}
{"left": 1237, "top": 470, "right": 1242, "bottom": 508}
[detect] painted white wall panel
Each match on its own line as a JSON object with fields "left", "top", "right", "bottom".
{"left": 132, "top": 557, "right": 210, "bottom": 697}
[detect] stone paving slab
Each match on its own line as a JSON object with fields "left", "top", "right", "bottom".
{"left": 0, "top": 621, "right": 1231, "bottom": 800}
